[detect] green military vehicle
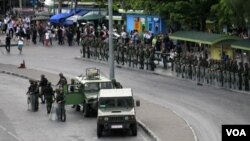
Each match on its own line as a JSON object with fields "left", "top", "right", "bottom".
{"left": 63, "top": 68, "right": 113, "bottom": 117}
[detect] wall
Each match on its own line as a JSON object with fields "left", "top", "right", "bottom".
{"left": 126, "top": 14, "right": 166, "bottom": 34}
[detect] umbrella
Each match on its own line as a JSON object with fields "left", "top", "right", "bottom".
{"left": 78, "top": 14, "right": 105, "bottom": 21}
{"left": 32, "top": 16, "right": 49, "bottom": 21}
{"left": 66, "top": 15, "right": 82, "bottom": 23}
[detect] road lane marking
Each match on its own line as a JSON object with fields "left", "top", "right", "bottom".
{"left": 0, "top": 124, "right": 22, "bottom": 141}
{"left": 7, "top": 131, "right": 22, "bottom": 141}
{"left": 0, "top": 125, "right": 7, "bottom": 131}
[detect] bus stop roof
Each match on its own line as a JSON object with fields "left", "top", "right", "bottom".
{"left": 169, "top": 31, "right": 239, "bottom": 45}
{"left": 231, "top": 39, "right": 250, "bottom": 51}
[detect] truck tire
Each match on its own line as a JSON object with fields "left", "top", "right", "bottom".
{"left": 97, "top": 124, "right": 103, "bottom": 138}
{"left": 83, "top": 104, "right": 90, "bottom": 117}
{"left": 131, "top": 123, "right": 137, "bottom": 136}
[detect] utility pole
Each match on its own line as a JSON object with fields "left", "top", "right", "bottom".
{"left": 53, "top": 0, "right": 55, "bottom": 14}
{"left": 58, "top": 0, "right": 62, "bottom": 13}
{"left": 19, "top": 0, "right": 22, "bottom": 9}
{"left": 108, "top": 0, "right": 114, "bottom": 80}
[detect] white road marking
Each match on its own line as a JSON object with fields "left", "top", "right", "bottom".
{"left": 7, "top": 131, "right": 22, "bottom": 141}
{"left": 0, "top": 124, "right": 22, "bottom": 141}
{"left": 0, "top": 125, "right": 7, "bottom": 131}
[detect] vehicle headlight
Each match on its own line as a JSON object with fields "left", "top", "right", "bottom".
{"left": 125, "top": 116, "right": 129, "bottom": 120}
{"left": 104, "top": 117, "right": 109, "bottom": 121}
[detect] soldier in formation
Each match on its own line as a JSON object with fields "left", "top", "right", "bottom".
{"left": 27, "top": 80, "right": 39, "bottom": 111}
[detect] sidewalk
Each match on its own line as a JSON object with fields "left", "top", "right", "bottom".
{"left": 0, "top": 63, "right": 195, "bottom": 141}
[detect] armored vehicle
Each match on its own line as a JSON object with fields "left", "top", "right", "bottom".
{"left": 63, "top": 68, "right": 113, "bottom": 117}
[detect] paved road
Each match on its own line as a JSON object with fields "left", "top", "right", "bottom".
{"left": 0, "top": 73, "right": 153, "bottom": 141}
{"left": 0, "top": 43, "right": 250, "bottom": 141}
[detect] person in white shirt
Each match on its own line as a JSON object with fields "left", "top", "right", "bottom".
{"left": 18, "top": 36, "right": 24, "bottom": 54}
{"left": 45, "top": 31, "right": 50, "bottom": 47}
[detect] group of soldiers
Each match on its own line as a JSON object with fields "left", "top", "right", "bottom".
{"left": 26, "top": 73, "right": 68, "bottom": 119}
{"left": 174, "top": 56, "right": 250, "bottom": 91}
{"left": 80, "top": 35, "right": 250, "bottom": 92}
{"left": 80, "top": 36, "right": 169, "bottom": 71}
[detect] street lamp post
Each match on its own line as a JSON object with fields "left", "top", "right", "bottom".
{"left": 108, "top": 0, "right": 114, "bottom": 80}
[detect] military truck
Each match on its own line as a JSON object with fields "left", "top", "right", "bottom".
{"left": 63, "top": 68, "right": 113, "bottom": 117}
{"left": 97, "top": 88, "right": 140, "bottom": 137}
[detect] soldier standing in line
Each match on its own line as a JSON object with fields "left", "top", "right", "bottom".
{"left": 114, "top": 42, "right": 119, "bottom": 64}
{"left": 181, "top": 56, "right": 186, "bottom": 78}
{"left": 139, "top": 47, "right": 145, "bottom": 69}
{"left": 105, "top": 43, "right": 109, "bottom": 61}
{"left": 233, "top": 60, "right": 238, "bottom": 89}
{"left": 87, "top": 37, "right": 91, "bottom": 59}
{"left": 244, "top": 63, "right": 249, "bottom": 91}
{"left": 145, "top": 47, "right": 150, "bottom": 70}
{"left": 238, "top": 62, "right": 244, "bottom": 90}
{"left": 219, "top": 61, "right": 224, "bottom": 87}
{"left": 149, "top": 48, "right": 156, "bottom": 71}
{"left": 44, "top": 82, "right": 54, "bottom": 114}
{"left": 188, "top": 56, "right": 193, "bottom": 80}
{"left": 121, "top": 45, "right": 125, "bottom": 65}
{"left": 39, "top": 74, "right": 48, "bottom": 104}
{"left": 162, "top": 48, "right": 168, "bottom": 69}
{"left": 192, "top": 56, "right": 198, "bottom": 81}
{"left": 128, "top": 47, "right": 132, "bottom": 67}
{"left": 136, "top": 47, "right": 140, "bottom": 68}
{"left": 81, "top": 35, "right": 87, "bottom": 58}
{"left": 228, "top": 60, "right": 234, "bottom": 88}
{"left": 197, "top": 56, "right": 202, "bottom": 84}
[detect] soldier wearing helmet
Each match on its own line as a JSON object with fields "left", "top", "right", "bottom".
{"left": 57, "top": 73, "right": 67, "bottom": 88}
{"left": 39, "top": 74, "right": 48, "bottom": 104}
{"left": 44, "top": 82, "right": 54, "bottom": 114}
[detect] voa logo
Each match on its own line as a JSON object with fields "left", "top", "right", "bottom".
{"left": 226, "top": 129, "right": 246, "bottom": 136}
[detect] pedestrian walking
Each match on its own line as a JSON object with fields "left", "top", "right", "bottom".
{"left": 18, "top": 36, "right": 24, "bottom": 54}
{"left": 5, "top": 34, "right": 11, "bottom": 53}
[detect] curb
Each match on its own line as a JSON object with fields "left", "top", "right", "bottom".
{"left": 0, "top": 70, "right": 31, "bottom": 80}
{"left": 0, "top": 68, "right": 160, "bottom": 140}
{"left": 137, "top": 120, "right": 161, "bottom": 141}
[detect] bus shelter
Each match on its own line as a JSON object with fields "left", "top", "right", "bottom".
{"left": 169, "top": 31, "right": 239, "bottom": 60}
{"left": 231, "top": 39, "right": 250, "bottom": 63}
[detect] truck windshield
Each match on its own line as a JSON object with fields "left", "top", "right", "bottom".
{"left": 99, "top": 97, "right": 133, "bottom": 109}
{"left": 100, "top": 82, "right": 113, "bottom": 89}
{"left": 84, "top": 83, "right": 99, "bottom": 91}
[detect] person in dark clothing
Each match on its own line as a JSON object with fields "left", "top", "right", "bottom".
{"left": 32, "top": 27, "right": 37, "bottom": 44}
{"left": 67, "top": 29, "right": 73, "bottom": 46}
{"left": 76, "top": 28, "right": 81, "bottom": 46}
{"left": 55, "top": 89, "right": 65, "bottom": 121}
{"left": 57, "top": 73, "right": 67, "bottom": 88}
{"left": 26, "top": 27, "right": 31, "bottom": 46}
{"left": 244, "top": 63, "right": 249, "bottom": 91}
{"left": 112, "top": 79, "right": 123, "bottom": 88}
{"left": 5, "top": 34, "right": 11, "bottom": 53}
{"left": 58, "top": 27, "right": 63, "bottom": 45}
{"left": 27, "top": 80, "right": 39, "bottom": 111}
{"left": 149, "top": 48, "right": 156, "bottom": 71}
{"left": 44, "top": 82, "right": 54, "bottom": 114}
{"left": 39, "top": 74, "right": 48, "bottom": 104}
